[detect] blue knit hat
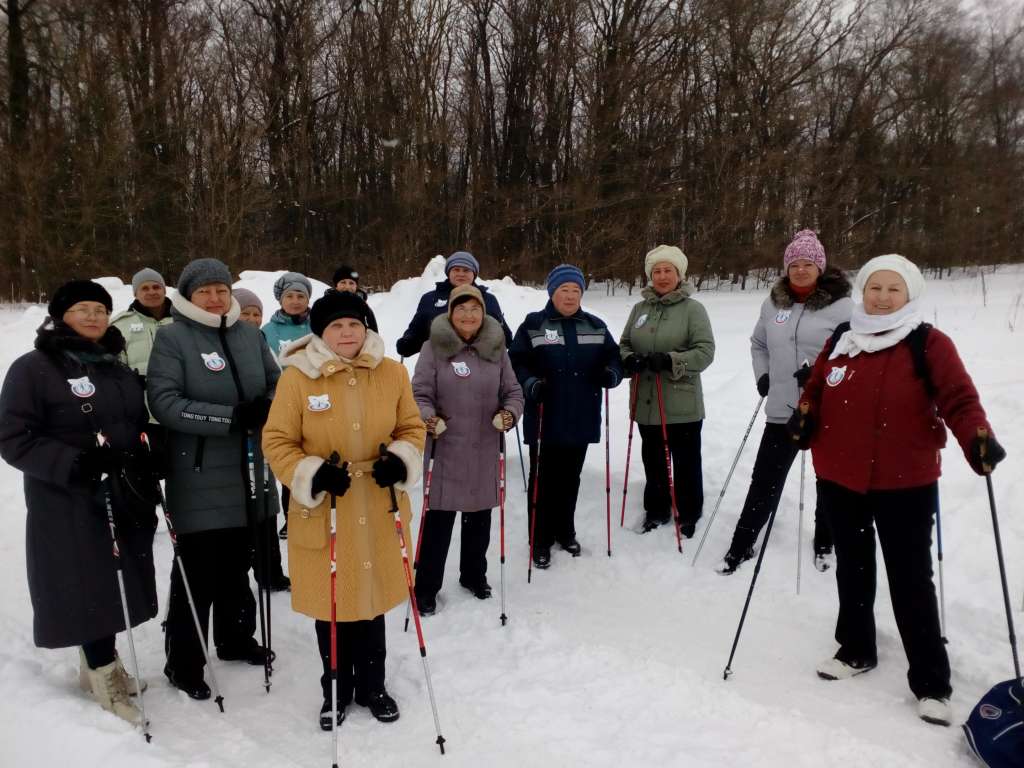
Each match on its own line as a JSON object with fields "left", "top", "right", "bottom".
{"left": 445, "top": 251, "right": 479, "bottom": 277}
{"left": 546, "top": 264, "right": 585, "bottom": 296}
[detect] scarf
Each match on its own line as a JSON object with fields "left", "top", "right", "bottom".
{"left": 829, "top": 300, "right": 923, "bottom": 360}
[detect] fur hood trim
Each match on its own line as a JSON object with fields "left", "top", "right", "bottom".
{"left": 427, "top": 314, "right": 505, "bottom": 362}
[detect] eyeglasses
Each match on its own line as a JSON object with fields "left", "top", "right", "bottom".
{"left": 452, "top": 304, "right": 483, "bottom": 316}
{"left": 67, "top": 307, "right": 109, "bottom": 319}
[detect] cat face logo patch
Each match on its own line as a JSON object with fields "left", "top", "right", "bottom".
{"left": 826, "top": 365, "right": 847, "bottom": 387}
{"left": 635, "top": 313, "right": 648, "bottom": 329}
{"left": 202, "top": 352, "right": 226, "bottom": 372}
{"left": 67, "top": 376, "right": 96, "bottom": 398}
{"left": 774, "top": 310, "right": 791, "bottom": 325}
{"left": 307, "top": 394, "right": 331, "bottom": 412}
{"left": 129, "top": 323, "right": 144, "bottom": 333}
{"left": 979, "top": 703, "right": 1002, "bottom": 720}
{"left": 544, "top": 329, "right": 560, "bottom": 343}
{"left": 435, "top": 298, "right": 448, "bottom": 307}
{"left": 451, "top": 361, "right": 471, "bottom": 378}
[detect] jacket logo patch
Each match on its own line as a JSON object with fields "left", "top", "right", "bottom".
{"left": 435, "top": 298, "right": 448, "bottom": 307}
{"left": 979, "top": 704, "right": 1002, "bottom": 720}
{"left": 544, "top": 329, "right": 560, "bottom": 343}
{"left": 202, "top": 352, "right": 226, "bottom": 372}
{"left": 774, "top": 310, "right": 791, "bottom": 325}
{"left": 67, "top": 376, "right": 96, "bottom": 398}
{"left": 635, "top": 313, "right": 648, "bottom": 329}
{"left": 826, "top": 365, "right": 847, "bottom": 387}
{"left": 451, "top": 361, "right": 471, "bottom": 378}
{"left": 129, "top": 322, "right": 144, "bottom": 333}
{"left": 307, "top": 394, "right": 331, "bottom": 412}
{"left": 278, "top": 339, "right": 290, "bottom": 353}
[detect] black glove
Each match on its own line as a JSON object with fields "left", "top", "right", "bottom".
{"left": 74, "top": 445, "right": 119, "bottom": 485}
{"left": 756, "top": 373, "right": 770, "bottom": 397}
{"left": 785, "top": 406, "right": 814, "bottom": 448}
{"left": 232, "top": 398, "right": 272, "bottom": 432}
{"left": 793, "top": 365, "right": 812, "bottom": 389}
{"left": 598, "top": 367, "right": 619, "bottom": 388}
{"left": 527, "top": 379, "right": 545, "bottom": 403}
{"left": 311, "top": 461, "right": 351, "bottom": 497}
{"left": 372, "top": 451, "right": 407, "bottom": 488}
{"left": 622, "top": 354, "right": 648, "bottom": 375}
{"left": 647, "top": 352, "right": 674, "bottom": 373}
{"left": 970, "top": 431, "right": 1006, "bottom": 475}
{"left": 395, "top": 335, "right": 417, "bottom": 358}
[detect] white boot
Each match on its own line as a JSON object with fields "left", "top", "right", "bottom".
{"left": 86, "top": 660, "right": 143, "bottom": 725}
{"left": 816, "top": 656, "right": 876, "bottom": 680}
{"left": 79, "top": 649, "right": 146, "bottom": 695}
{"left": 918, "top": 697, "right": 952, "bottom": 726}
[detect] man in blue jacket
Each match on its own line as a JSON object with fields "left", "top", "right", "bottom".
{"left": 509, "top": 264, "right": 623, "bottom": 569}
{"left": 395, "top": 251, "right": 512, "bottom": 357}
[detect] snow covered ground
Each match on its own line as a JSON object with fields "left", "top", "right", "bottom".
{"left": 0, "top": 259, "right": 1020, "bottom": 767}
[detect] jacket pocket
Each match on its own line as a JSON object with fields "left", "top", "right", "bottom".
{"left": 666, "top": 379, "right": 698, "bottom": 420}
{"left": 289, "top": 503, "right": 327, "bottom": 550}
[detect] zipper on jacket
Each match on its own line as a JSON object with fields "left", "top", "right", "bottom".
{"left": 193, "top": 436, "right": 206, "bottom": 472}
{"left": 218, "top": 318, "right": 247, "bottom": 401}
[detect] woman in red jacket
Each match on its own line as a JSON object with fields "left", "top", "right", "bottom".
{"left": 790, "top": 254, "right": 1006, "bottom": 727}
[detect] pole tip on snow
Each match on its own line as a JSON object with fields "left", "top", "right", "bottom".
{"left": 500, "top": 614, "right": 507, "bottom": 626}
{"left": 723, "top": 668, "right": 732, "bottom": 681}
{"left": 215, "top": 696, "right": 225, "bottom": 712}
{"left": 437, "top": 735, "right": 447, "bottom": 755}
{"left": 403, "top": 618, "right": 410, "bottom": 632}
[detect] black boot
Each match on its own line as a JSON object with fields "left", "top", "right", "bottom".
{"left": 356, "top": 690, "right": 400, "bottom": 723}
{"left": 532, "top": 546, "right": 551, "bottom": 569}
{"left": 558, "top": 539, "right": 582, "bottom": 556}
{"left": 459, "top": 579, "right": 492, "bottom": 599}
{"left": 641, "top": 513, "right": 671, "bottom": 533}
{"left": 416, "top": 593, "right": 437, "bottom": 616}
{"left": 319, "top": 697, "right": 346, "bottom": 730}
{"left": 164, "top": 665, "right": 211, "bottom": 700}
{"left": 218, "top": 640, "right": 276, "bottom": 666}
{"left": 715, "top": 546, "right": 755, "bottom": 575}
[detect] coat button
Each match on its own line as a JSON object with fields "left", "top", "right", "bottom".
{"left": 359, "top": 516, "right": 366, "bottom": 525}
{"left": 363, "top": 561, "right": 372, "bottom": 570}
{"left": 355, "top": 470, "right": 364, "bottom": 478}
{"left": 352, "top": 422, "right": 361, "bottom": 431}
{"left": 301, "top": 509, "right": 310, "bottom": 519}
{"left": 348, "top": 377, "right": 356, "bottom": 386}
{"left": 326, "top": 364, "right": 337, "bottom": 373}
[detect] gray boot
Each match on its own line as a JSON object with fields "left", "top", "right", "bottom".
{"left": 86, "top": 660, "right": 143, "bottom": 725}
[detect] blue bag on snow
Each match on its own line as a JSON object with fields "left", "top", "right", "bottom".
{"left": 963, "top": 678, "right": 1024, "bottom": 767}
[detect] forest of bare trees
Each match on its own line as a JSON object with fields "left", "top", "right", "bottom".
{"left": 2, "top": 0, "right": 1022, "bottom": 297}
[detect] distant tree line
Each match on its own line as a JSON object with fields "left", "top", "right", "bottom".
{"left": 2, "top": 0, "right": 1022, "bottom": 298}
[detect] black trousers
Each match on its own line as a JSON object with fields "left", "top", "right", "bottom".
{"left": 728, "top": 423, "right": 832, "bottom": 556}
{"left": 165, "top": 527, "right": 257, "bottom": 676}
{"left": 818, "top": 479, "right": 951, "bottom": 700}
{"left": 81, "top": 635, "right": 116, "bottom": 669}
{"left": 528, "top": 442, "right": 588, "bottom": 549}
{"left": 638, "top": 421, "right": 704, "bottom": 527}
{"left": 254, "top": 488, "right": 286, "bottom": 585}
{"left": 414, "top": 509, "right": 492, "bottom": 601}
{"left": 315, "top": 615, "right": 386, "bottom": 704}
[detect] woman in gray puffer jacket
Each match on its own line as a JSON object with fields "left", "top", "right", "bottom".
{"left": 410, "top": 284, "right": 523, "bottom": 615}
{"left": 716, "top": 230, "right": 852, "bottom": 575}
{"left": 147, "top": 258, "right": 280, "bottom": 699}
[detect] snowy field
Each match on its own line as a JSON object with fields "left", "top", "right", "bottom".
{"left": 0, "top": 258, "right": 1020, "bottom": 767}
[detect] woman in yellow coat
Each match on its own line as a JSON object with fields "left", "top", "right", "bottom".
{"left": 263, "top": 290, "right": 425, "bottom": 728}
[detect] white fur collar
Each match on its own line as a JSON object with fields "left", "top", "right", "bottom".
{"left": 280, "top": 330, "right": 386, "bottom": 379}
{"left": 170, "top": 290, "right": 241, "bottom": 328}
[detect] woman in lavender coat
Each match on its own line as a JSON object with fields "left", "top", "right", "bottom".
{"left": 411, "top": 284, "right": 524, "bottom": 615}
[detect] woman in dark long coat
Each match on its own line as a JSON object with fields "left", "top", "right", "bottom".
{"left": 0, "top": 280, "right": 158, "bottom": 725}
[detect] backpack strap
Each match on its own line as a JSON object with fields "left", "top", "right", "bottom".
{"left": 826, "top": 321, "right": 851, "bottom": 354}
{"left": 826, "top": 320, "right": 934, "bottom": 397}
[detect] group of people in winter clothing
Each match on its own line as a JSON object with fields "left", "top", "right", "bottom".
{"left": 0, "top": 235, "right": 1007, "bottom": 737}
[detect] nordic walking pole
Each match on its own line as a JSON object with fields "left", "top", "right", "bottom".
{"left": 257, "top": 441, "right": 274, "bottom": 675}
{"left": 528, "top": 403, "right": 544, "bottom": 583}
{"left": 723, "top": 496, "right": 783, "bottom": 680}
{"left": 96, "top": 432, "right": 152, "bottom": 741}
{"left": 978, "top": 429, "right": 1020, "bottom": 679}
{"left": 692, "top": 396, "right": 763, "bottom": 566}
{"left": 404, "top": 438, "right": 436, "bottom": 633}
{"left": 935, "top": 490, "right": 948, "bottom": 643}
{"left": 381, "top": 445, "right": 447, "bottom": 754}
{"left": 326, "top": 451, "right": 342, "bottom": 768}
{"left": 655, "top": 374, "right": 683, "bottom": 554}
{"left": 620, "top": 374, "right": 639, "bottom": 527}
{"left": 796, "top": 451, "right": 805, "bottom": 595}
{"left": 605, "top": 388, "right": 612, "bottom": 557}
{"left": 515, "top": 422, "right": 528, "bottom": 493}
{"left": 499, "top": 433, "right": 508, "bottom": 626}
{"left": 143, "top": 434, "right": 225, "bottom": 713}
{"left": 245, "top": 437, "right": 271, "bottom": 693}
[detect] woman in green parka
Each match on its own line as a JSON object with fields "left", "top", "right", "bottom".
{"left": 620, "top": 245, "right": 715, "bottom": 536}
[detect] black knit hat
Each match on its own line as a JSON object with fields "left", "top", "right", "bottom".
{"left": 310, "top": 289, "right": 373, "bottom": 337}
{"left": 48, "top": 280, "right": 114, "bottom": 319}
{"left": 332, "top": 265, "right": 360, "bottom": 286}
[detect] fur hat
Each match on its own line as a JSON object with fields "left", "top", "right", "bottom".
{"left": 310, "top": 289, "right": 373, "bottom": 337}
{"left": 131, "top": 268, "right": 165, "bottom": 294}
{"left": 48, "top": 280, "right": 113, "bottom": 319}
{"left": 233, "top": 288, "right": 263, "bottom": 313}
{"left": 644, "top": 245, "right": 688, "bottom": 280}
{"left": 445, "top": 251, "right": 480, "bottom": 276}
{"left": 546, "top": 264, "right": 585, "bottom": 296}
{"left": 273, "top": 272, "right": 312, "bottom": 301}
{"left": 854, "top": 254, "right": 926, "bottom": 302}
{"left": 784, "top": 230, "right": 826, "bottom": 272}
{"left": 177, "top": 258, "right": 233, "bottom": 300}
{"left": 447, "top": 284, "right": 485, "bottom": 319}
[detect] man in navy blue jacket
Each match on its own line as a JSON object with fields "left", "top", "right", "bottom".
{"left": 395, "top": 251, "right": 512, "bottom": 357}
{"left": 509, "top": 264, "right": 623, "bottom": 569}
